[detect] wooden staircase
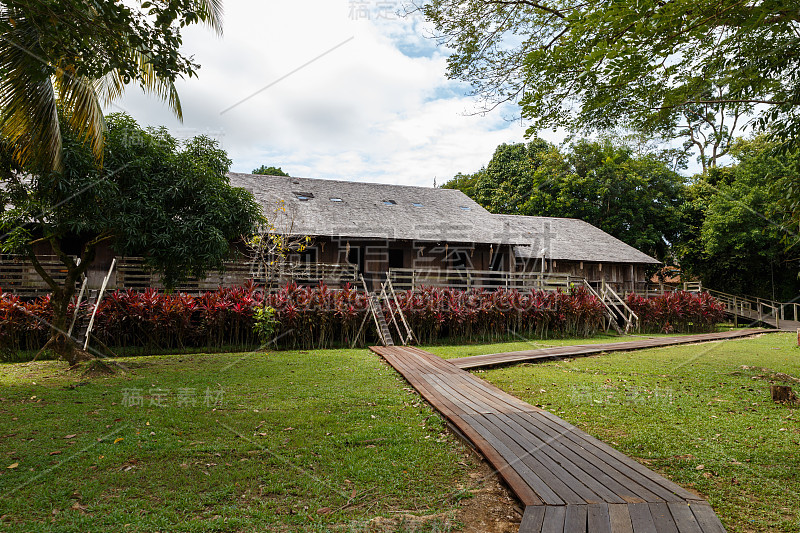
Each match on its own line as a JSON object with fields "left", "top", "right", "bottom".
{"left": 582, "top": 280, "right": 637, "bottom": 334}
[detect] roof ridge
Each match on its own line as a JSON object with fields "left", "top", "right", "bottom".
{"left": 226, "top": 172, "right": 463, "bottom": 193}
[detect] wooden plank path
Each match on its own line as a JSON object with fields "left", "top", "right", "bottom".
{"left": 370, "top": 345, "right": 728, "bottom": 532}
{"left": 449, "top": 328, "right": 772, "bottom": 370}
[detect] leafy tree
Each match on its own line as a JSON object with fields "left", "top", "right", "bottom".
{"left": 252, "top": 165, "right": 290, "bottom": 177}
{"left": 441, "top": 139, "right": 686, "bottom": 261}
{"left": 440, "top": 171, "right": 479, "bottom": 198}
{"left": 0, "top": 0, "right": 222, "bottom": 172}
{"left": 675, "top": 137, "right": 800, "bottom": 300}
{"left": 0, "top": 113, "right": 261, "bottom": 364}
{"left": 421, "top": 0, "right": 798, "bottom": 151}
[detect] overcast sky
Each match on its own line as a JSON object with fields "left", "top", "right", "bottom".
{"left": 109, "top": 1, "right": 568, "bottom": 187}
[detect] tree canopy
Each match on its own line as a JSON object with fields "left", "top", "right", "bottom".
{"left": 0, "top": 113, "right": 261, "bottom": 362}
{"left": 674, "top": 137, "right": 800, "bottom": 300}
{"left": 443, "top": 139, "right": 686, "bottom": 261}
{"left": 252, "top": 165, "right": 290, "bottom": 176}
{"left": 421, "top": 0, "right": 800, "bottom": 152}
{"left": 0, "top": 0, "right": 222, "bottom": 171}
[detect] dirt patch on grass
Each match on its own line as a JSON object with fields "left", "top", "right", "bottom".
{"left": 454, "top": 460, "right": 523, "bottom": 533}
{"left": 366, "top": 456, "right": 523, "bottom": 532}
{"left": 734, "top": 365, "right": 800, "bottom": 384}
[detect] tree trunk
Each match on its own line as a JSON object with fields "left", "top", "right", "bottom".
{"left": 770, "top": 385, "right": 798, "bottom": 404}
{"left": 30, "top": 241, "right": 98, "bottom": 366}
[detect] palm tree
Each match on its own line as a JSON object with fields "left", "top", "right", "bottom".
{"left": 0, "top": 0, "right": 223, "bottom": 172}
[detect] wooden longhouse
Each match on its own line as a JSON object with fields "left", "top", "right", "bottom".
{"left": 228, "top": 173, "right": 660, "bottom": 291}
{"left": 1, "top": 174, "right": 659, "bottom": 296}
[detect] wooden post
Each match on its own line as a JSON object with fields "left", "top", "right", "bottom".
{"left": 797, "top": 328, "right": 799, "bottom": 346}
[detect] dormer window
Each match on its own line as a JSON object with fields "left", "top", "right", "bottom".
{"left": 330, "top": 197, "right": 343, "bottom": 202}
{"left": 383, "top": 200, "right": 397, "bottom": 206}
{"left": 459, "top": 206, "right": 471, "bottom": 211}
{"left": 293, "top": 191, "right": 314, "bottom": 201}
{"left": 412, "top": 202, "right": 423, "bottom": 207}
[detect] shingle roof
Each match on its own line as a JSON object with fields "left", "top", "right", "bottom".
{"left": 496, "top": 215, "right": 660, "bottom": 264}
{"left": 228, "top": 173, "right": 659, "bottom": 264}
{"left": 228, "top": 173, "right": 493, "bottom": 243}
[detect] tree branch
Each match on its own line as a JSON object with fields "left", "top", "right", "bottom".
{"left": 484, "top": 0, "right": 566, "bottom": 19}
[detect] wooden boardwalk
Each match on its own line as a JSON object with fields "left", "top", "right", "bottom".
{"left": 449, "top": 328, "right": 772, "bottom": 370}
{"left": 370, "top": 345, "right": 727, "bottom": 532}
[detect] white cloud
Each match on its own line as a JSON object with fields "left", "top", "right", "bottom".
{"left": 110, "top": 0, "right": 563, "bottom": 187}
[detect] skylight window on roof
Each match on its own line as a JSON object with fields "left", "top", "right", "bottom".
{"left": 330, "top": 197, "right": 343, "bottom": 202}
{"left": 412, "top": 202, "right": 423, "bottom": 207}
{"left": 293, "top": 191, "right": 314, "bottom": 201}
{"left": 459, "top": 206, "right": 471, "bottom": 211}
{"left": 383, "top": 200, "right": 397, "bottom": 206}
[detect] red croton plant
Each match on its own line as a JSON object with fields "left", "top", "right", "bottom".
{"left": 1, "top": 283, "right": 726, "bottom": 358}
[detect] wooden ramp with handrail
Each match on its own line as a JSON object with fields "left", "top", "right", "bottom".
{"left": 370, "top": 345, "right": 727, "bottom": 532}
{"left": 703, "top": 289, "right": 800, "bottom": 332}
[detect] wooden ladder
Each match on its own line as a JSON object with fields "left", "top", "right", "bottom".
{"left": 67, "top": 258, "right": 116, "bottom": 351}
{"left": 361, "top": 275, "right": 394, "bottom": 346}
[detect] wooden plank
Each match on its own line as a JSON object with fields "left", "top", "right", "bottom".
{"left": 449, "top": 373, "right": 530, "bottom": 414}
{"left": 450, "top": 372, "right": 540, "bottom": 413}
{"left": 449, "top": 329, "right": 768, "bottom": 369}
{"left": 485, "top": 413, "right": 613, "bottom": 504}
{"left": 452, "top": 416, "right": 544, "bottom": 506}
{"left": 479, "top": 413, "right": 594, "bottom": 504}
{"left": 541, "top": 506, "right": 566, "bottom": 533}
{"left": 531, "top": 411, "right": 698, "bottom": 501}
{"left": 370, "top": 345, "right": 726, "bottom": 530}
{"left": 690, "top": 502, "right": 726, "bottom": 533}
{"left": 426, "top": 376, "right": 488, "bottom": 414}
{"left": 374, "top": 348, "right": 468, "bottom": 418}
{"left": 463, "top": 413, "right": 566, "bottom": 505}
{"left": 519, "top": 506, "right": 546, "bottom": 533}
{"left": 564, "top": 504, "right": 588, "bottom": 532}
{"left": 608, "top": 504, "right": 634, "bottom": 533}
{"left": 588, "top": 504, "right": 612, "bottom": 533}
{"left": 378, "top": 349, "right": 544, "bottom": 506}
{"left": 649, "top": 502, "right": 680, "bottom": 533}
{"left": 628, "top": 503, "right": 658, "bottom": 533}
{"left": 508, "top": 411, "right": 685, "bottom": 503}
{"left": 666, "top": 502, "right": 702, "bottom": 533}
{"left": 495, "top": 412, "right": 651, "bottom": 503}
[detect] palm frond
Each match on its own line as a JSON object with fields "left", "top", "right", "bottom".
{"left": 134, "top": 50, "right": 183, "bottom": 121}
{"left": 94, "top": 70, "right": 126, "bottom": 106}
{"left": 195, "top": 0, "right": 224, "bottom": 35}
{"left": 54, "top": 68, "right": 106, "bottom": 164}
{"left": 0, "top": 17, "right": 61, "bottom": 171}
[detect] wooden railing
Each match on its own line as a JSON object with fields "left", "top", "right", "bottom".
{"left": 116, "top": 258, "right": 359, "bottom": 293}
{"left": 624, "top": 281, "right": 702, "bottom": 297}
{"left": 703, "top": 288, "right": 799, "bottom": 328}
{"left": 623, "top": 281, "right": 799, "bottom": 328}
{"left": 388, "top": 268, "right": 578, "bottom": 292}
{"left": 1, "top": 255, "right": 358, "bottom": 296}
{"left": 0, "top": 254, "right": 77, "bottom": 297}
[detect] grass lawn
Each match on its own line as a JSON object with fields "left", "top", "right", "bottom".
{"left": 0, "top": 349, "right": 479, "bottom": 532}
{"left": 473, "top": 332, "right": 800, "bottom": 532}
{"left": 2, "top": 329, "right": 795, "bottom": 532}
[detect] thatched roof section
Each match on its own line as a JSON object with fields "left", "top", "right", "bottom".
{"left": 228, "top": 173, "right": 659, "bottom": 264}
